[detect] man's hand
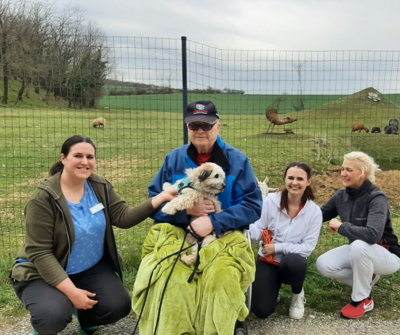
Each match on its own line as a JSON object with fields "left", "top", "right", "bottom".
{"left": 329, "top": 218, "right": 342, "bottom": 233}
{"left": 189, "top": 216, "right": 214, "bottom": 237}
{"left": 186, "top": 200, "right": 215, "bottom": 217}
{"left": 262, "top": 244, "right": 275, "bottom": 256}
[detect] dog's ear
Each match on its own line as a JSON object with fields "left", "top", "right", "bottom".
{"left": 198, "top": 169, "right": 212, "bottom": 182}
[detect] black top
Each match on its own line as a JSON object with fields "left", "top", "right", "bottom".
{"left": 321, "top": 179, "right": 400, "bottom": 257}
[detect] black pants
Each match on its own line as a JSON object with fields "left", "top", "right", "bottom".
{"left": 12, "top": 259, "right": 131, "bottom": 335}
{"left": 251, "top": 253, "right": 307, "bottom": 319}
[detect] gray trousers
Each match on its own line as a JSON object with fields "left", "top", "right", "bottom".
{"left": 12, "top": 259, "right": 131, "bottom": 335}
{"left": 316, "top": 240, "right": 400, "bottom": 301}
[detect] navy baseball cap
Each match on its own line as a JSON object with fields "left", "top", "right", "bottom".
{"left": 184, "top": 100, "right": 220, "bottom": 124}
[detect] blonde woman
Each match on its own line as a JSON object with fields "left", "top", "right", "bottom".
{"left": 316, "top": 151, "right": 400, "bottom": 319}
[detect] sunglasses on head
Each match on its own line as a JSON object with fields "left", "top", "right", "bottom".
{"left": 188, "top": 122, "right": 217, "bottom": 131}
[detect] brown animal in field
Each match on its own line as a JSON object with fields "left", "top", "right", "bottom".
{"left": 264, "top": 98, "right": 297, "bottom": 133}
{"left": 93, "top": 117, "right": 106, "bottom": 128}
{"left": 265, "top": 110, "right": 297, "bottom": 133}
{"left": 351, "top": 123, "right": 369, "bottom": 133}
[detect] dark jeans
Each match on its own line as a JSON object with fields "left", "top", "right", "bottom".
{"left": 12, "top": 259, "right": 131, "bottom": 335}
{"left": 251, "top": 253, "right": 308, "bottom": 319}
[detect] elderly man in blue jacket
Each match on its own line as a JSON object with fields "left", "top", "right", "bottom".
{"left": 147, "top": 100, "right": 262, "bottom": 335}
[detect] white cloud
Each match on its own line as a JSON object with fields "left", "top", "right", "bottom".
{"left": 54, "top": 0, "right": 400, "bottom": 50}
{"left": 53, "top": 0, "right": 400, "bottom": 93}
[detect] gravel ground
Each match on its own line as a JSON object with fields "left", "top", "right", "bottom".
{"left": 2, "top": 312, "right": 400, "bottom": 335}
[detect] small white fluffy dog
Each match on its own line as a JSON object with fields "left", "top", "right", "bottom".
{"left": 162, "top": 162, "right": 227, "bottom": 266}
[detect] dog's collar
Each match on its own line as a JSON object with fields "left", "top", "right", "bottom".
{"left": 177, "top": 177, "right": 195, "bottom": 194}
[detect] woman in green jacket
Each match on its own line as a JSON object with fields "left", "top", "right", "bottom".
{"left": 10, "top": 135, "right": 174, "bottom": 335}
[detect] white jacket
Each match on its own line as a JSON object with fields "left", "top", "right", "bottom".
{"left": 249, "top": 192, "right": 322, "bottom": 263}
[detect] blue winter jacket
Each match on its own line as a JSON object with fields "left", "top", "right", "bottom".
{"left": 148, "top": 136, "right": 263, "bottom": 236}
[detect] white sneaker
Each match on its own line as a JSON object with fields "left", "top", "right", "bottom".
{"left": 289, "top": 288, "right": 306, "bottom": 320}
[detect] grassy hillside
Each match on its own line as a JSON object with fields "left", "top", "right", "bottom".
{"left": 290, "top": 87, "right": 400, "bottom": 163}
{"left": 386, "top": 93, "right": 400, "bottom": 106}
{"left": 0, "top": 80, "right": 67, "bottom": 109}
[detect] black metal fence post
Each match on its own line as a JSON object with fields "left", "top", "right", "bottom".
{"left": 181, "top": 36, "right": 188, "bottom": 144}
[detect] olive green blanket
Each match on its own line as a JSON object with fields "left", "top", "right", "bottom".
{"left": 132, "top": 223, "right": 255, "bottom": 335}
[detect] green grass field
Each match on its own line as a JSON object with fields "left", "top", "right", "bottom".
{"left": 100, "top": 87, "right": 400, "bottom": 115}
{"left": 100, "top": 92, "right": 347, "bottom": 114}
{"left": 1, "top": 86, "right": 400, "bottom": 319}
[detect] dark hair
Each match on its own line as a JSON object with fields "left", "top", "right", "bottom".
{"left": 49, "top": 135, "right": 96, "bottom": 176}
{"left": 279, "top": 162, "right": 315, "bottom": 211}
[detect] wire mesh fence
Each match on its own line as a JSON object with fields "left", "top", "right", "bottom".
{"left": 1, "top": 36, "right": 399, "bottom": 261}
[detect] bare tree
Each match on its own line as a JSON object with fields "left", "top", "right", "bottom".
{"left": 13, "top": 1, "right": 54, "bottom": 103}
{"left": 0, "top": 0, "right": 27, "bottom": 104}
{"left": 0, "top": 1, "right": 113, "bottom": 107}
{"left": 157, "top": 70, "right": 175, "bottom": 93}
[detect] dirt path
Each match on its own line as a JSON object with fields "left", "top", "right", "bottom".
{"left": 2, "top": 312, "right": 400, "bottom": 334}
{"left": 312, "top": 168, "right": 400, "bottom": 209}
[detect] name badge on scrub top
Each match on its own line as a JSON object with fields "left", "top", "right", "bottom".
{"left": 90, "top": 203, "right": 104, "bottom": 214}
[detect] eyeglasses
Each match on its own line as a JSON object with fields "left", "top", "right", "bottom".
{"left": 188, "top": 122, "right": 217, "bottom": 131}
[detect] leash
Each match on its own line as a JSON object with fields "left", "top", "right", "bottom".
{"left": 132, "top": 225, "right": 203, "bottom": 335}
{"left": 187, "top": 243, "right": 201, "bottom": 283}
{"left": 186, "top": 221, "right": 204, "bottom": 283}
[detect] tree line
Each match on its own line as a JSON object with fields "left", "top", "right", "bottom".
{"left": 0, "top": 0, "right": 112, "bottom": 108}
{"left": 106, "top": 84, "right": 245, "bottom": 96}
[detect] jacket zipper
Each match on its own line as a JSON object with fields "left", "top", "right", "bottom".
{"left": 283, "top": 217, "right": 293, "bottom": 242}
{"left": 42, "top": 186, "right": 72, "bottom": 258}
{"left": 282, "top": 208, "right": 305, "bottom": 242}
{"left": 349, "top": 196, "right": 355, "bottom": 225}
{"left": 54, "top": 201, "right": 71, "bottom": 260}
{"left": 284, "top": 218, "right": 293, "bottom": 242}
{"left": 104, "top": 184, "right": 123, "bottom": 281}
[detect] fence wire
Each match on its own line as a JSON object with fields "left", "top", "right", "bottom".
{"left": 0, "top": 37, "right": 399, "bottom": 261}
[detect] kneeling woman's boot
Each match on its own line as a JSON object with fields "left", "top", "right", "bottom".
{"left": 73, "top": 308, "right": 99, "bottom": 335}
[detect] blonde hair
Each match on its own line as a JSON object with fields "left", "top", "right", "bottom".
{"left": 343, "top": 151, "right": 381, "bottom": 184}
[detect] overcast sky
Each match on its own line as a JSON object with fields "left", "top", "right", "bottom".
{"left": 54, "top": 0, "right": 400, "bottom": 50}
{"left": 54, "top": 0, "right": 400, "bottom": 94}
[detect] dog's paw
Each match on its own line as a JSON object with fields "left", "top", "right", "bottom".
{"left": 162, "top": 182, "right": 172, "bottom": 191}
{"left": 161, "top": 203, "right": 177, "bottom": 215}
{"left": 201, "top": 234, "right": 217, "bottom": 248}
{"left": 162, "top": 182, "right": 177, "bottom": 194}
{"left": 181, "top": 254, "right": 197, "bottom": 266}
